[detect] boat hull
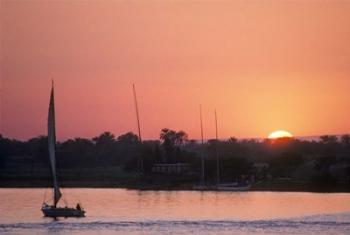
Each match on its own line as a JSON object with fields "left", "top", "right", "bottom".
{"left": 42, "top": 207, "right": 85, "bottom": 218}
{"left": 193, "top": 185, "right": 217, "bottom": 190}
{"left": 216, "top": 184, "right": 251, "bottom": 191}
{"left": 193, "top": 182, "right": 251, "bottom": 191}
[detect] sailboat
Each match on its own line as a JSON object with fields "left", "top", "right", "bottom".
{"left": 41, "top": 82, "right": 85, "bottom": 218}
{"left": 214, "top": 110, "right": 251, "bottom": 191}
{"left": 193, "top": 105, "right": 216, "bottom": 190}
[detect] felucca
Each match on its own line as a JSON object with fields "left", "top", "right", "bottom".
{"left": 41, "top": 82, "right": 85, "bottom": 217}
{"left": 214, "top": 110, "right": 251, "bottom": 191}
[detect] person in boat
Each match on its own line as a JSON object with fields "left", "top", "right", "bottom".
{"left": 76, "top": 203, "right": 82, "bottom": 211}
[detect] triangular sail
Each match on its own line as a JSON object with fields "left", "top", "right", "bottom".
{"left": 48, "top": 83, "right": 62, "bottom": 207}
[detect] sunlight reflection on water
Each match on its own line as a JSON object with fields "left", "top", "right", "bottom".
{"left": 1, "top": 189, "right": 350, "bottom": 234}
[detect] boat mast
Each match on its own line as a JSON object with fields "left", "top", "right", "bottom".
{"left": 132, "top": 84, "right": 143, "bottom": 175}
{"left": 215, "top": 109, "right": 220, "bottom": 185}
{"left": 47, "top": 80, "right": 62, "bottom": 207}
{"left": 200, "top": 105, "right": 205, "bottom": 185}
{"left": 133, "top": 84, "right": 142, "bottom": 142}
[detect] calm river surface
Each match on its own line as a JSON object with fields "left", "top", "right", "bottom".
{"left": 1, "top": 188, "right": 350, "bottom": 234}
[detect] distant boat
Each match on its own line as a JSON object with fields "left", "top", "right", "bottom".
{"left": 194, "top": 182, "right": 252, "bottom": 191}
{"left": 193, "top": 109, "right": 251, "bottom": 192}
{"left": 216, "top": 183, "right": 252, "bottom": 191}
{"left": 41, "top": 82, "right": 85, "bottom": 218}
{"left": 193, "top": 105, "right": 210, "bottom": 190}
{"left": 214, "top": 110, "right": 251, "bottom": 192}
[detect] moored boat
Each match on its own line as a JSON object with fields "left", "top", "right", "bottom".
{"left": 193, "top": 184, "right": 217, "bottom": 191}
{"left": 216, "top": 183, "right": 252, "bottom": 191}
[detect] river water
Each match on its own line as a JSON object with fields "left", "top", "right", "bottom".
{"left": 1, "top": 188, "right": 350, "bottom": 234}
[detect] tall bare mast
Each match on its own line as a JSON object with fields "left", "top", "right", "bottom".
{"left": 133, "top": 84, "right": 143, "bottom": 177}
{"left": 215, "top": 109, "right": 220, "bottom": 185}
{"left": 133, "top": 84, "right": 142, "bottom": 142}
{"left": 200, "top": 105, "right": 205, "bottom": 185}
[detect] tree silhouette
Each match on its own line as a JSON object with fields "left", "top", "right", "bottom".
{"left": 1, "top": 129, "right": 350, "bottom": 188}
{"left": 175, "top": 130, "right": 188, "bottom": 146}
{"left": 93, "top": 132, "right": 115, "bottom": 146}
{"left": 341, "top": 135, "right": 350, "bottom": 146}
{"left": 320, "top": 135, "right": 338, "bottom": 144}
{"left": 159, "top": 128, "right": 188, "bottom": 163}
{"left": 117, "top": 132, "right": 139, "bottom": 144}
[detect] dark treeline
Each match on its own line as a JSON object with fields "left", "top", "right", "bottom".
{"left": 1, "top": 130, "right": 350, "bottom": 190}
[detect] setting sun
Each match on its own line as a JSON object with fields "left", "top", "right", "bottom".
{"left": 268, "top": 130, "right": 293, "bottom": 139}
{"left": 2, "top": 1, "right": 350, "bottom": 234}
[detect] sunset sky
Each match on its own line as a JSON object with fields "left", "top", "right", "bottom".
{"left": 1, "top": 0, "right": 350, "bottom": 141}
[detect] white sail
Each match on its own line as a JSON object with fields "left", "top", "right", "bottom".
{"left": 48, "top": 83, "right": 62, "bottom": 207}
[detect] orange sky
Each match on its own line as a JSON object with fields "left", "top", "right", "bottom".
{"left": 1, "top": 1, "right": 350, "bottom": 141}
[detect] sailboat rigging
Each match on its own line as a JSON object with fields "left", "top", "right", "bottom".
{"left": 41, "top": 81, "right": 85, "bottom": 217}
{"left": 132, "top": 84, "right": 144, "bottom": 176}
{"left": 200, "top": 105, "right": 205, "bottom": 185}
{"left": 215, "top": 110, "right": 251, "bottom": 191}
{"left": 193, "top": 105, "right": 214, "bottom": 190}
{"left": 215, "top": 109, "right": 220, "bottom": 185}
{"left": 133, "top": 84, "right": 142, "bottom": 142}
{"left": 193, "top": 108, "right": 251, "bottom": 191}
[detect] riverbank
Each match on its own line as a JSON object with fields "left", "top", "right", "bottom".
{"left": 1, "top": 179, "right": 350, "bottom": 193}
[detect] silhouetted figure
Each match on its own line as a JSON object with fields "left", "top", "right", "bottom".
{"left": 76, "top": 203, "right": 81, "bottom": 211}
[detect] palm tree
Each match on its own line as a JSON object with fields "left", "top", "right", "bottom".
{"left": 117, "top": 132, "right": 140, "bottom": 144}
{"left": 92, "top": 132, "right": 115, "bottom": 146}
{"left": 175, "top": 130, "right": 188, "bottom": 146}
{"left": 159, "top": 129, "right": 188, "bottom": 163}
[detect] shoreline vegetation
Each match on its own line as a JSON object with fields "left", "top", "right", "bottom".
{"left": 1, "top": 130, "right": 350, "bottom": 192}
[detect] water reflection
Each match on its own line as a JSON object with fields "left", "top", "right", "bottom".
{"left": 1, "top": 189, "right": 350, "bottom": 224}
